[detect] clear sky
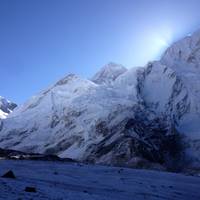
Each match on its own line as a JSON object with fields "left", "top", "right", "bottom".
{"left": 1, "top": 0, "right": 200, "bottom": 104}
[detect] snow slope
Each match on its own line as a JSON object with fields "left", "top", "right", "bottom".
{"left": 0, "top": 159, "right": 199, "bottom": 200}
{"left": 160, "top": 30, "right": 200, "bottom": 163}
{"left": 161, "top": 29, "right": 200, "bottom": 141}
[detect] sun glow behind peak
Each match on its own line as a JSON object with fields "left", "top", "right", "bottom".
{"left": 148, "top": 27, "right": 172, "bottom": 57}
{"left": 156, "top": 37, "right": 169, "bottom": 47}
{"left": 124, "top": 27, "right": 173, "bottom": 67}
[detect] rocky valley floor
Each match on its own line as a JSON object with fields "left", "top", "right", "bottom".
{"left": 0, "top": 160, "right": 199, "bottom": 200}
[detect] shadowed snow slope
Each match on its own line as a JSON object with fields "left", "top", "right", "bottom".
{"left": 1, "top": 30, "right": 200, "bottom": 171}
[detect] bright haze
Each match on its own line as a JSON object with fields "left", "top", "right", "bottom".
{"left": 1, "top": 0, "right": 200, "bottom": 104}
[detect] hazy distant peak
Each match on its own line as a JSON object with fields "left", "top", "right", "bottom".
{"left": 91, "top": 62, "right": 127, "bottom": 85}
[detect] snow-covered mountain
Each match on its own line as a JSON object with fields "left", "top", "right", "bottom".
{"left": 0, "top": 97, "right": 17, "bottom": 119}
{"left": 91, "top": 62, "right": 127, "bottom": 85}
{"left": 0, "top": 30, "right": 200, "bottom": 171}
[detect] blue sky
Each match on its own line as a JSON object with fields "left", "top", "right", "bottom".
{"left": 1, "top": 0, "right": 200, "bottom": 104}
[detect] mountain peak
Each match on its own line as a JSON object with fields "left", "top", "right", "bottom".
{"left": 55, "top": 74, "right": 79, "bottom": 86}
{"left": 91, "top": 62, "right": 127, "bottom": 85}
{"left": 161, "top": 28, "right": 200, "bottom": 70}
{"left": 0, "top": 97, "right": 17, "bottom": 119}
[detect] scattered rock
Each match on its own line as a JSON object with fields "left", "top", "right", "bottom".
{"left": 118, "top": 168, "right": 123, "bottom": 173}
{"left": 77, "top": 163, "right": 84, "bottom": 167}
{"left": 1, "top": 170, "right": 16, "bottom": 179}
{"left": 25, "top": 187, "right": 37, "bottom": 193}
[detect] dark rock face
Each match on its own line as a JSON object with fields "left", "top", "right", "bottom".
{"left": 0, "top": 97, "right": 17, "bottom": 114}
{"left": 84, "top": 112, "right": 186, "bottom": 172}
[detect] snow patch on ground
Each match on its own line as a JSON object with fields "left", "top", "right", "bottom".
{"left": 0, "top": 160, "right": 200, "bottom": 200}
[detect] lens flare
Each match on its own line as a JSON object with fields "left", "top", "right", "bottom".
{"left": 156, "top": 37, "right": 169, "bottom": 47}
